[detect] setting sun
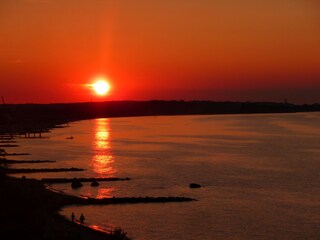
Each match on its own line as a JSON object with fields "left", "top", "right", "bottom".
{"left": 92, "top": 80, "right": 110, "bottom": 96}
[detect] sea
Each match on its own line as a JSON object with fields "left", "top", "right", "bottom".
{"left": 8, "top": 113, "right": 320, "bottom": 240}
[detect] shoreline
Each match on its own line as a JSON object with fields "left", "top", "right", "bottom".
{"left": 1, "top": 102, "right": 319, "bottom": 239}
{"left": 1, "top": 100, "right": 319, "bottom": 136}
{"left": 0, "top": 172, "right": 109, "bottom": 240}
{"left": 0, "top": 169, "right": 195, "bottom": 240}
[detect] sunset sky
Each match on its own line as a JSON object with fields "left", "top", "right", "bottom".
{"left": 0, "top": 0, "right": 319, "bottom": 103}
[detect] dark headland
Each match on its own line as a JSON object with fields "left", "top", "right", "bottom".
{"left": 0, "top": 100, "right": 319, "bottom": 240}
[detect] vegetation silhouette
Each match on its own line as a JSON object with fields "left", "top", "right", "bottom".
{"left": 0, "top": 100, "right": 319, "bottom": 136}
{"left": 109, "top": 228, "right": 131, "bottom": 240}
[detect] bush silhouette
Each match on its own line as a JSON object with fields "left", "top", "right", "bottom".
{"left": 109, "top": 227, "right": 131, "bottom": 240}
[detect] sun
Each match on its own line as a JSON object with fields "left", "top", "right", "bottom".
{"left": 92, "top": 79, "right": 110, "bottom": 95}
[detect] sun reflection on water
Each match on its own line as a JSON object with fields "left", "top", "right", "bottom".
{"left": 92, "top": 118, "right": 116, "bottom": 176}
{"left": 96, "top": 187, "right": 116, "bottom": 199}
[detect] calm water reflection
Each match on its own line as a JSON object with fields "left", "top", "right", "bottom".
{"left": 7, "top": 113, "right": 320, "bottom": 240}
{"left": 62, "top": 113, "right": 320, "bottom": 240}
{"left": 92, "top": 118, "right": 115, "bottom": 176}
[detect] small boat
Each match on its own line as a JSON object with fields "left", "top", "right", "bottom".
{"left": 66, "top": 136, "right": 74, "bottom": 140}
{"left": 189, "top": 183, "right": 201, "bottom": 188}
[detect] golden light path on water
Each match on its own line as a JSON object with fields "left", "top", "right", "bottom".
{"left": 92, "top": 118, "right": 116, "bottom": 198}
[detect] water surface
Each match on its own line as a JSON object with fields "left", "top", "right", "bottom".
{"left": 10, "top": 113, "right": 320, "bottom": 239}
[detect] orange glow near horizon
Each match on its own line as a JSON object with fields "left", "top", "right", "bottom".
{"left": 0, "top": 1, "right": 319, "bottom": 103}
{"left": 92, "top": 118, "right": 115, "bottom": 176}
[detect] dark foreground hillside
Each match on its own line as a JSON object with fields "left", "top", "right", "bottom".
{"left": 0, "top": 172, "right": 108, "bottom": 240}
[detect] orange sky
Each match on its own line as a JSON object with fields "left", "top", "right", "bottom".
{"left": 0, "top": 0, "right": 319, "bottom": 103}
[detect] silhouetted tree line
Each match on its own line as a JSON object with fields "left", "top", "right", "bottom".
{"left": 0, "top": 101, "right": 319, "bottom": 134}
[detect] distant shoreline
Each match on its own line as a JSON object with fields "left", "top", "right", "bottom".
{"left": 1, "top": 100, "right": 319, "bottom": 135}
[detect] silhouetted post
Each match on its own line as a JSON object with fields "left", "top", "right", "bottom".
{"left": 71, "top": 212, "right": 75, "bottom": 222}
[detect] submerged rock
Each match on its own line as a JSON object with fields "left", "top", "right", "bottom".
{"left": 189, "top": 183, "right": 201, "bottom": 188}
{"left": 71, "top": 178, "right": 83, "bottom": 189}
{"left": 91, "top": 180, "right": 99, "bottom": 187}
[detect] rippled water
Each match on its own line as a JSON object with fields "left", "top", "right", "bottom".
{"left": 9, "top": 113, "right": 320, "bottom": 239}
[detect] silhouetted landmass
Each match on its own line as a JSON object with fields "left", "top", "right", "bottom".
{"left": 0, "top": 100, "right": 319, "bottom": 135}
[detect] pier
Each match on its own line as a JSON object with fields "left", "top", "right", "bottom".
{"left": 0, "top": 131, "right": 45, "bottom": 139}
{"left": 18, "top": 131, "right": 43, "bottom": 138}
